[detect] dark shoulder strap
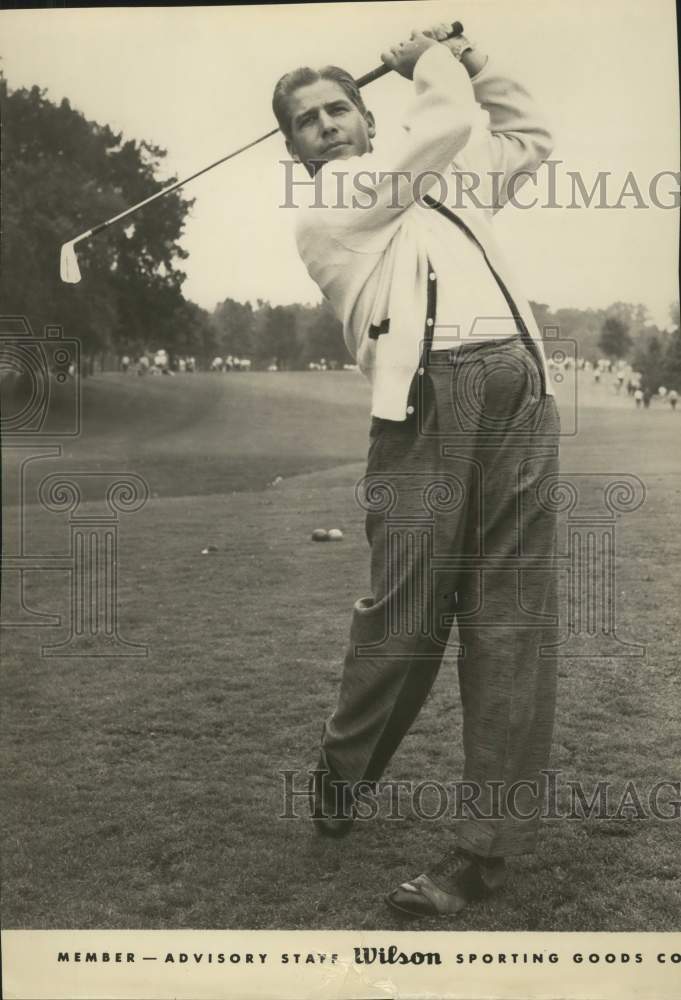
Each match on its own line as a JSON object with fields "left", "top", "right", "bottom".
{"left": 422, "top": 195, "right": 546, "bottom": 393}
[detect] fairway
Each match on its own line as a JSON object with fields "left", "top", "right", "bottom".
{"left": 2, "top": 370, "right": 680, "bottom": 931}
{"left": 37, "top": 371, "right": 374, "bottom": 500}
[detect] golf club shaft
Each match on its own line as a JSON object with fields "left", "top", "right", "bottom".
{"left": 72, "top": 127, "right": 280, "bottom": 246}
{"left": 67, "top": 21, "right": 464, "bottom": 249}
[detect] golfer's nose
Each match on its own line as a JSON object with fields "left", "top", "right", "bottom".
{"left": 319, "top": 111, "right": 338, "bottom": 136}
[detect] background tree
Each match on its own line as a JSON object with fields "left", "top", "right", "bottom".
{"left": 0, "top": 76, "right": 194, "bottom": 371}
{"left": 298, "top": 299, "right": 350, "bottom": 367}
{"left": 632, "top": 335, "right": 667, "bottom": 393}
{"left": 548, "top": 306, "right": 604, "bottom": 363}
{"left": 170, "top": 300, "right": 214, "bottom": 366}
{"left": 211, "top": 298, "right": 255, "bottom": 359}
{"left": 661, "top": 302, "right": 681, "bottom": 391}
{"left": 599, "top": 316, "right": 632, "bottom": 360}
{"left": 251, "top": 303, "right": 297, "bottom": 369}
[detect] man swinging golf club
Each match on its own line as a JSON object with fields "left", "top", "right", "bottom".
{"left": 273, "top": 20, "right": 560, "bottom": 918}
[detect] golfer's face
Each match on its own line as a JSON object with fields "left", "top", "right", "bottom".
{"left": 286, "top": 80, "right": 375, "bottom": 169}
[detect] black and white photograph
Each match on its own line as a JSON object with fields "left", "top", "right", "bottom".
{"left": 1, "top": 1, "right": 680, "bottom": 998}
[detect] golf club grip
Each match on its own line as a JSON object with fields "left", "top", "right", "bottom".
{"left": 355, "top": 20, "right": 464, "bottom": 88}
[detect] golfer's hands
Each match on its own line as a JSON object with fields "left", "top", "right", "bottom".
{"left": 425, "top": 21, "right": 487, "bottom": 77}
{"left": 422, "top": 21, "right": 457, "bottom": 44}
{"left": 380, "top": 30, "right": 440, "bottom": 80}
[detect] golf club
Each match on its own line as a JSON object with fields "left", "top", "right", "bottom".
{"left": 59, "top": 21, "right": 463, "bottom": 284}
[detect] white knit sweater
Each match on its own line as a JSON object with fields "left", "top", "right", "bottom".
{"left": 292, "top": 44, "right": 555, "bottom": 419}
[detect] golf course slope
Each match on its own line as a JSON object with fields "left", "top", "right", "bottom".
{"left": 55, "top": 370, "right": 373, "bottom": 500}
{"left": 2, "top": 370, "right": 680, "bottom": 930}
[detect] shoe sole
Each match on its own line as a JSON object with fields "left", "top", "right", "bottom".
{"left": 384, "top": 873, "right": 506, "bottom": 918}
{"left": 384, "top": 890, "right": 441, "bottom": 918}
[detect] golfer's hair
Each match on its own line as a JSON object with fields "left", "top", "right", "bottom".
{"left": 272, "top": 65, "right": 368, "bottom": 139}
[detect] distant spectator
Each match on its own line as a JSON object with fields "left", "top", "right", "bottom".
{"left": 669, "top": 389, "right": 678, "bottom": 411}
{"left": 153, "top": 348, "right": 169, "bottom": 372}
{"left": 634, "top": 388, "right": 643, "bottom": 408}
{"left": 643, "top": 390, "right": 652, "bottom": 409}
{"left": 121, "top": 354, "right": 131, "bottom": 374}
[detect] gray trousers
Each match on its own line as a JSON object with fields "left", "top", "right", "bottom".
{"left": 322, "top": 336, "right": 561, "bottom": 857}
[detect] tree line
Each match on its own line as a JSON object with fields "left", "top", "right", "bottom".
{"left": 532, "top": 300, "right": 681, "bottom": 392}
{"left": 1, "top": 76, "right": 678, "bottom": 388}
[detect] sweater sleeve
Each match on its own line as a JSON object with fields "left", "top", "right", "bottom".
{"left": 297, "top": 44, "right": 478, "bottom": 252}
{"left": 456, "top": 56, "right": 555, "bottom": 213}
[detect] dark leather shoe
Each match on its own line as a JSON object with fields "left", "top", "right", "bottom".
{"left": 309, "top": 749, "right": 355, "bottom": 838}
{"left": 386, "top": 848, "right": 507, "bottom": 917}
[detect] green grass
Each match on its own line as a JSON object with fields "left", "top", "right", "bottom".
{"left": 4, "top": 371, "right": 373, "bottom": 500}
{"left": 1, "top": 371, "right": 680, "bottom": 930}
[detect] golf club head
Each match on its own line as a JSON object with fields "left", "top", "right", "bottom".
{"left": 60, "top": 241, "right": 82, "bottom": 284}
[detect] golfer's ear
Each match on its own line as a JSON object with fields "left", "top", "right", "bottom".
{"left": 366, "top": 111, "right": 376, "bottom": 139}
